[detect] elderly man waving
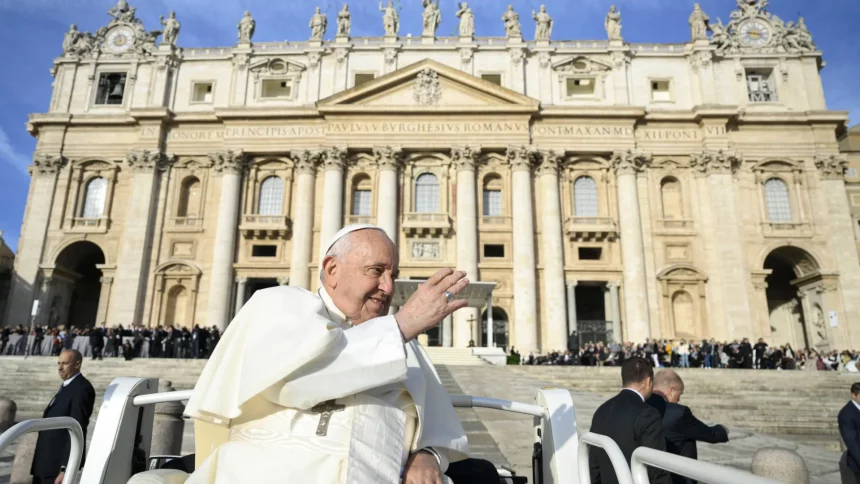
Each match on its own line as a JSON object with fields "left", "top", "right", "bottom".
{"left": 183, "top": 225, "right": 498, "bottom": 484}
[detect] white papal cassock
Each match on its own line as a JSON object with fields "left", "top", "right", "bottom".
{"left": 183, "top": 283, "right": 470, "bottom": 483}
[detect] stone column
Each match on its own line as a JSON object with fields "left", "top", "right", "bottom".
{"left": 816, "top": 155, "right": 860, "bottom": 349}
{"left": 566, "top": 282, "right": 578, "bottom": 338}
{"left": 508, "top": 146, "right": 539, "bottom": 353}
{"left": 373, "top": 146, "right": 402, "bottom": 245}
{"left": 538, "top": 151, "right": 569, "bottom": 351}
{"left": 234, "top": 277, "right": 248, "bottom": 317}
{"left": 442, "top": 315, "right": 453, "bottom": 348}
{"left": 95, "top": 275, "right": 114, "bottom": 326}
{"left": 289, "top": 150, "right": 320, "bottom": 289}
{"left": 151, "top": 381, "right": 185, "bottom": 457}
{"left": 452, "top": 147, "right": 480, "bottom": 348}
{"left": 486, "top": 296, "right": 495, "bottom": 348}
{"left": 4, "top": 154, "right": 65, "bottom": 327}
{"left": 319, "top": 148, "right": 347, "bottom": 255}
{"left": 205, "top": 151, "right": 245, "bottom": 330}
{"left": 609, "top": 281, "right": 622, "bottom": 343}
{"left": 691, "top": 150, "right": 755, "bottom": 339}
{"left": 111, "top": 150, "right": 170, "bottom": 327}
{"left": 611, "top": 150, "right": 651, "bottom": 343}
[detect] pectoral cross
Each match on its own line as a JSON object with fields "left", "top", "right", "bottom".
{"left": 310, "top": 400, "right": 345, "bottom": 436}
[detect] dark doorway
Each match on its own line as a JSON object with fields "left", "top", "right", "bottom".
{"left": 247, "top": 279, "right": 280, "bottom": 301}
{"left": 575, "top": 284, "right": 611, "bottom": 344}
{"left": 764, "top": 253, "right": 811, "bottom": 349}
{"left": 54, "top": 241, "right": 105, "bottom": 329}
{"left": 481, "top": 307, "right": 509, "bottom": 349}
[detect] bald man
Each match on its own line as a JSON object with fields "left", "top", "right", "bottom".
{"left": 646, "top": 370, "right": 728, "bottom": 484}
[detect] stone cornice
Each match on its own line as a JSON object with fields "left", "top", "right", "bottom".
{"left": 690, "top": 149, "right": 742, "bottom": 176}
{"left": 507, "top": 145, "right": 537, "bottom": 172}
{"left": 29, "top": 153, "right": 67, "bottom": 177}
{"left": 451, "top": 147, "right": 481, "bottom": 172}
{"left": 127, "top": 150, "right": 172, "bottom": 173}
{"left": 208, "top": 150, "right": 246, "bottom": 175}
{"left": 373, "top": 146, "right": 402, "bottom": 172}
{"left": 536, "top": 150, "right": 564, "bottom": 177}
{"left": 292, "top": 150, "right": 322, "bottom": 175}
{"left": 814, "top": 154, "right": 847, "bottom": 181}
{"left": 611, "top": 150, "right": 652, "bottom": 176}
{"left": 321, "top": 147, "right": 347, "bottom": 171}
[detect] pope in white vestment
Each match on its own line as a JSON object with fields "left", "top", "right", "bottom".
{"left": 181, "top": 225, "right": 479, "bottom": 484}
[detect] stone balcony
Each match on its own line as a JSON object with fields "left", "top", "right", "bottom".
{"left": 479, "top": 215, "right": 512, "bottom": 232}
{"left": 68, "top": 217, "right": 109, "bottom": 234}
{"left": 565, "top": 217, "right": 618, "bottom": 242}
{"left": 239, "top": 214, "right": 292, "bottom": 239}
{"left": 761, "top": 222, "right": 813, "bottom": 238}
{"left": 402, "top": 212, "right": 452, "bottom": 237}
{"left": 345, "top": 215, "right": 375, "bottom": 225}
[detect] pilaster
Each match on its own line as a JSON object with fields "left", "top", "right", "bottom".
{"left": 289, "top": 150, "right": 322, "bottom": 289}
{"left": 373, "top": 146, "right": 402, "bottom": 245}
{"left": 507, "top": 146, "right": 539, "bottom": 352}
{"left": 452, "top": 147, "right": 480, "bottom": 348}
{"left": 319, "top": 147, "right": 348, "bottom": 256}
{"left": 537, "top": 151, "right": 568, "bottom": 351}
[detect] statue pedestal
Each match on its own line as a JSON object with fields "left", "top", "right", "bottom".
{"left": 536, "top": 40, "right": 550, "bottom": 47}
{"left": 309, "top": 39, "right": 323, "bottom": 48}
{"left": 383, "top": 34, "right": 398, "bottom": 44}
{"left": 236, "top": 42, "right": 252, "bottom": 50}
{"left": 459, "top": 36, "right": 473, "bottom": 44}
{"left": 506, "top": 36, "right": 524, "bottom": 45}
{"left": 421, "top": 35, "right": 435, "bottom": 45}
{"left": 335, "top": 35, "right": 349, "bottom": 44}
{"left": 692, "top": 39, "right": 710, "bottom": 48}
{"left": 158, "top": 43, "right": 175, "bottom": 53}
{"left": 609, "top": 40, "right": 625, "bottom": 48}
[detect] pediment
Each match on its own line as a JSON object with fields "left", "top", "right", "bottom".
{"left": 249, "top": 57, "right": 306, "bottom": 74}
{"left": 552, "top": 56, "right": 612, "bottom": 73}
{"left": 318, "top": 59, "right": 539, "bottom": 113}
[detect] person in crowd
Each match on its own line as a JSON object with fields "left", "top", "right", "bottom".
{"left": 30, "top": 349, "right": 96, "bottom": 484}
{"left": 588, "top": 357, "right": 670, "bottom": 484}
{"left": 89, "top": 326, "right": 104, "bottom": 360}
{"left": 753, "top": 338, "right": 768, "bottom": 369}
{"left": 838, "top": 382, "right": 860, "bottom": 484}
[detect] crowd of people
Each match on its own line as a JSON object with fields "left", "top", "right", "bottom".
{"left": 0, "top": 324, "right": 222, "bottom": 360}
{"left": 517, "top": 337, "right": 859, "bottom": 372}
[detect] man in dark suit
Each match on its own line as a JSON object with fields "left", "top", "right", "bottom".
{"left": 838, "top": 382, "right": 860, "bottom": 484}
{"left": 31, "top": 349, "right": 96, "bottom": 484}
{"left": 589, "top": 357, "right": 670, "bottom": 484}
{"left": 89, "top": 326, "right": 104, "bottom": 360}
{"left": 647, "top": 370, "right": 729, "bottom": 484}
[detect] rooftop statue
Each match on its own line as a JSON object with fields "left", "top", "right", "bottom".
{"left": 380, "top": 1, "right": 399, "bottom": 36}
{"left": 309, "top": 7, "right": 327, "bottom": 41}
{"left": 711, "top": 0, "right": 816, "bottom": 54}
{"left": 159, "top": 11, "right": 180, "bottom": 46}
{"left": 238, "top": 11, "right": 255, "bottom": 44}
{"left": 501, "top": 5, "right": 522, "bottom": 39}
{"left": 605, "top": 5, "right": 622, "bottom": 42}
{"left": 422, "top": 0, "right": 442, "bottom": 37}
{"left": 456, "top": 2, "right": 474, "bottom": 37}
{"left": 689, "top": 4, "right": 710, "bottom": 42}
{"left": 108, "top": 0, "right": 135, "bottom": 23}
{"left": 337, "top": 4, "right": 351, "bottom": 37}
{"left": 532, "top": 5, "right": 553, "bottom": 41}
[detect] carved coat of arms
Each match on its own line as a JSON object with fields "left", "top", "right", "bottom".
{"left": 413, "top": 68, "right": 443, "bottom": 105}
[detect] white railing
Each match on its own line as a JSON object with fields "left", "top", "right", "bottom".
{"left": 0, "top": 417, "right": 83, "bottom": 484}
{"left": 480, "top": 216, "right": 511, "bottom": 226}
{"left": 450, "top": 394, "right": 547, "bottom": 418}
{"left": 132, "top": 390, "right": 194, "bottom": 406}
{"left": 577, "top": 432, "right": 634, "bottom": 484}
{"left": 567, "top": 217, "right": 617, "bottom": 227}
{"left": 630, "top": 447, "right": 782, "bottom": 484}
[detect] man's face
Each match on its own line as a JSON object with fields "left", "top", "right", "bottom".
{"left": 852, "top": 392, "right": 860, "bottom": 405}
{"left": 323, "top": 230, "right": 398, "bottom": 325}
{"left": 57, "top": 351, "right": 80, "bottom": 381}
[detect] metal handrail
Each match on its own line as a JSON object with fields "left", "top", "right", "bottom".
{"left": 578, "top": 432, "right": 634, "bottom": 484}
{"left": 132, "top": 390, "right": 194, "bottom": 406}
{"left": 0, "top": 417, "right": 83, "bottom": 484}
{"left": 450, "top": 394, "right": 547, "bottom": 418}
{"left": 631, "top": 447, "right": 782, "bottom": 484}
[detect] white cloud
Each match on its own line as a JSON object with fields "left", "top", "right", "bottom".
{"left": 0, "top": 127, "right": 30, "bottom": 176}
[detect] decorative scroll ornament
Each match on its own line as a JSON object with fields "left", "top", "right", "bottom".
{"left": 689, "top": 50, "right": 712, "bottom": 71}
{"left": 62, "top": 1, "right": 163, "bottom": 59}
{"left": 509, "top": 48, "right": 526, "bottom": 65}
{"left": 536, "top": 150, "right": 564, "bottom": 177}
{"left": 383, "top": 47, "right": 399, "bottom": 64}
{"left": 459, "top": 47, "right": 475, "bottom": 64}
{"left": 413, "top": 69, "right": 443, "bottom": 106}
{"left": 128, "top": 150, "right": 171, "bottom": 173}
{"left": 293, "top": 150, "right": 321, "bottom": 174}
{"left": 611, "top": 150, "right": 652, "bottom": 175}
{"left": 507, "top": 146, "right": 537, "bottom": 172}
{"left": 690, "top": 149, "right": 742, "bottom": 175}
{"left": 709, "top": 0, "right": 816, "bottom": 55}
{"left": 29, "top": 153, "right": 67, "bottom": 176}
{"left": 373, "top": 146, "right": 402, "bottom": 171}
{"left": 814, "top": 154, "right": 848, "bottom": 180}
{"left": 451, "top": 147, "right": 481, "bottom": 172}
{"left": 208, "top": 150, "right": 246, "bottom": 175}
{"left": 322, "top": 147, "right": 348, "bottom": 171}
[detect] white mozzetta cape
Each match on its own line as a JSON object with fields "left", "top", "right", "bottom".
{"left": 184, "top": 286, "right": 469, "bottom": 483}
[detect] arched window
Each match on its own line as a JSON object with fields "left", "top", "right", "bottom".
{"left": 177, "top": 176, "right": 201, "bottom": 217}
{"left": 351, "top": 174, "right": 372, "bottom": 216}
{"left": 764, "top": 178, "right": 792, "bottom": 222}
{"left": 573, "top": 176, "right": 598, "bottom": 218}
{"left": 81, "top": 177, "right": 107, "bottom": 218}
{"left": 661, "top": 177, "right": 683, "bottom": 220}
{"left": 258, "top": 176, "right": 284, "bottom": 216}
{"left": 482, "top": 174, "right": 503, "bottom": 217}
{"left": 415, "top": 173, "right": 439, "bottom": 213}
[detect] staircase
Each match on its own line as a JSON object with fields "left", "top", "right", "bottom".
{"left": 423, "top": 347, "right": 489, "bottom": 366}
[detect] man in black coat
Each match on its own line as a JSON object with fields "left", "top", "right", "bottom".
{"left": 589, "top": 357, "right": 670, "bottom": 484}
{"left": 31, "top": 349, "right": 96, "bottom": 484}
{"left": 739, "top": 338, "right": 753, "bottom": 369}
{"left": 647, "top": 370, "right": 729, "bottom": 484}
{"left": 89, "top": 326, "right": 104, "bottom": 360}
{"left": 838, "top": 382, "right": 860, "bottom": 484}
{"left": 752, "top": 338, "right": 768, "bottom": 369}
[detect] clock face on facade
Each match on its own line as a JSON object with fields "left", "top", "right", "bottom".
{"left": 105, "top": 26, "right": 135, "bottom": 54}
{"left": 738, "top": 20, "right": 771, "bottom": 48}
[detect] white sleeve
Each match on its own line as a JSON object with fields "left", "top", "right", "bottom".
{"left": 266, "top": 315, "right": 408, "bottom": 410}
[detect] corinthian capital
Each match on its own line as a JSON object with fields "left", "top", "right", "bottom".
{"left": 293, "top": 149, "right": 322, "bottom": 175}
{"left": 128, "top": 150, "right": 171, "bottom": 173}
{"left": 29, "top": 153, "right": 66, "bottom": 176}
{"left": 506, "top": 145, "right": 537, "bottom": 172}
{"left": 536, "top": 150, "right": 564, "bottom": 177}
{"left": 373, "top": 146, "right": 402, "bottom": 172}
{"left": 208, "top": 150, "right": 246, "bottom": 175}
{"left": 451, "top": 147, "right": 481, "bottom": 172}
{"left": 814, "top": 154, "right": 848, "bottom": 180}
{"left": 322, "top": 147, "right": 348, "bottom": 171}
{"left": 611, "top": 150, "right": 652, "bottom": 176}
{"left": 689, "top": 149, "right": 742, "bottom": 176}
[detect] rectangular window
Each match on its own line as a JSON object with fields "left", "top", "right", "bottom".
{"left": 481, "top": 74, "right": 502, "bottom": 86}
{"left": 252, "top": 245, "right": 278, "bottom": 258}
{"left": 566, "top": 78, "right": 595, "bottom": 97}
{"left": 651, "top": 80, "right": 671, "bottom": 102}
{"left": 94, "top": 73, "right": 127, "bottom": 105}
{"left": 578, "top": 247, "right": 603, "bottom": 261}
{"left": 847, "top": 167, "right": 858, "bottom": 178}
{"left": 261, "top": 79, "right": 293, "bottom": 99}
{"left": 483, "top": 190, "right": 502, "bottom": 217}
{"left": 484, "top": 244, "right": 505, "bottom": 258}
{"left": 746, "top": 69, "right": 776, "bottom": 102}
{"left": 192, "top": 82, "right": 214, "bottom": 103}
{"left": 352, "top": 189, "right": 372, "bottom": 216}
{"left": 354, "top": 73, "right": 376, "bottom": 87}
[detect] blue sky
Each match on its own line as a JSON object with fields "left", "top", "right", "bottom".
{"left": 0, "top": 0, "right": 857, "bottom": 253}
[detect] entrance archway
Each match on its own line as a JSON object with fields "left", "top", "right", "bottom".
{"left": 481, "top": 307, "right": 509, "bottom": 349}
{"left": 53, "top": 241, "right": 105, "bottom": 329}
{"left": 763, "top": 246, "right": 820, "bottom": 348}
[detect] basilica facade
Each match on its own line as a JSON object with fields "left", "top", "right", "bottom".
{"left": 5, "top": 0, "right": 860, "bottom": 353}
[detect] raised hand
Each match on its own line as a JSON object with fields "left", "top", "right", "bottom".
{"left": 395, "top": 268, "right": 469, "bottom": 341}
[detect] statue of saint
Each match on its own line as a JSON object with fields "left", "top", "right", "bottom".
{"left": 605, "top": 5, "right": 622, "bottom": 42}
{"left": 159, "top": 11, "right": 181, "bottom": 46}
{"left": 309, "top": 7, "right": 327, "bottom": 40}
{"left": 501, "top": 5, "right": 522, "bottom": 39}
{"left": 689, "top": 4, "right": 710, "bottom": 41}
{"left": 337, "top": 4, "right": 351, "bottom": 37}
{"left": 63, "top": 24, "right": 82, "bottom": 55}
{"left": 379, "top": 1, "right": 399, "bottom": 36}
{"left": 456, "top": 2, "right": 474, "bottom": 37}
{"left": 421, "top": 0, "right": 441, "bottom": 37}
{"left": 108, "top": 0, "right": 129, "bottom": 20}
{"left": 532, "top": 5, "right": 553, "bottom": 41}
{"left": 238, "top": 11, "right": 255, "bottom": 44}
{"left": 795, "top": 17, "right": 815, "bottom": 50}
